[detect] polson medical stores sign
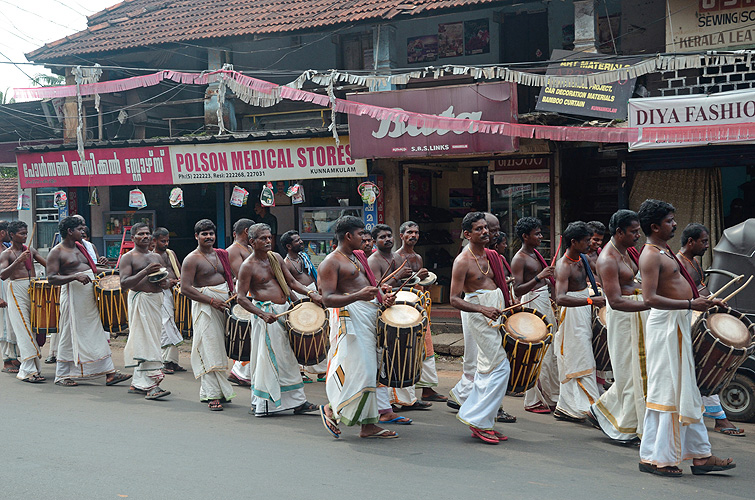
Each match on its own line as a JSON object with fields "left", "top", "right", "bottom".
{"left": 16, "top": 137, "right": 367, "bottom": 188}
{"left": 667, "top": 0, "right": 755, "bottom": 51}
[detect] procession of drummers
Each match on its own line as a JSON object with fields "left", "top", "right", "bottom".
{"left": 0, "top": 197, "right": 741, "bottom": 476}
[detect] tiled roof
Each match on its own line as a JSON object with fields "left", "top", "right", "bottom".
{"left": 0, "top": 177, "right": 19, "bottom": 212}
{"left": 28, "top": 0, "right": 498, "bottom": 62}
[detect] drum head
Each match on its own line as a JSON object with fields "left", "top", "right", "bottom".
{"left": 148, "top": 268, "right": 168, "bottom": 283}
{"left": 708, "top": 313, "right": 751, "bottom": 349}
{"left": 382, "top": 304, "right": 422, "bottom": 328}
{"left": 288, "top": 302, "right": 326, "bottom": 333}
{"left": 504, "top": 312, "right": 548, "bottom": 342}
{"left": 597, "top": 306, "right": 607, "bottom": 325}
{"left": 98, "top": 274, "right": 121, "bottom": 290}
{"left": 419, "top": 271, "right": 437, "bottom": 286}
{"left": 231, "top": 304, "right": 253, "bottom": 321}
{"left": 394, "top": 290, "right": 420, "bottom": 304}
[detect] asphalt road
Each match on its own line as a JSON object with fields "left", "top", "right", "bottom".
{"left": 1, "top": 343, "right": 753, "bottom": 500}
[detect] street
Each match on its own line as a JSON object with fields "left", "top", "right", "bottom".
{"left": 1, "top": 343, "right": 753, "bottom": 500}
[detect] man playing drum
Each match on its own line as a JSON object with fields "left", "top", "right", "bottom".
{"left": 236, "top": 223, "right": 321, "bottom": 417}
{"left": 553, "top": 221, "right": 605, "bottom": 422}
{"left": 0, "top": 220, "right": 19, "bottom": 374}
{"left": 450, "top": 212, "right": 511, "bottom": 444}
{"left": 45, "top": 216, "right": 131, "bottom": 388}
{"left": 368, "top": 224, "right": 416, "bottom": 426}
{"left": 318, "top": 216, "right": 397, "bottom": 439}
{"left": 392, "top": 221, "right": 446, "bottom": 409}
{"left": 677, "top": 223, "right": 745, "bottom": 437}
{"left": 638, "top": 199, "right": 734, "bottom": 477}
{"left": 511, "top": 216, "right": 558, "bottom": 414}
{"left": 282, "top": 229, "right": 327, "bottom": 383}
{"left": 152, "top": 227, "right": 186, "bottom": 374}
{"left": 588, "top": 210, "right": 649, "bottom": 442}
{"left": 227, "top": 218, "right": 255, "bottom": 387}
{"left": 0, "top": 221, "right": 47, "bottom": 383}
{"left": 181, "top": 219, "right": 236, "bottom": 411}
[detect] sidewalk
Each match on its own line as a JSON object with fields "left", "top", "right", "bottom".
{"left": 430, "top": 304, "right": 464, "bottom": 356}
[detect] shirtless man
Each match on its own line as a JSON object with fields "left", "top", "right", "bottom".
{"left": 511, "top": 216, "right": 558, "bottom": 414}
{"left": 553, "top": 221, "right": 605, "bottom": 422}
{"left": 0, "top": 220, "right": 17, "bottom": 373}
{"left": 226, "top": 218, "right": 254, "bottom": 387}
{"left": 237, "top": 223, "right": 321, "bottom": 417}
{"left": 319, "top": 215, "right": 397, "bottom": 439}
{"left": 638, "top": 199, "right": 734, "bottom": 476}
{"left": 119, "top": 223, "right": 171, "bottom": 400}
{"left": 585, "top": 221, "right": 606, "bottom": 281}
{"left": 588, "top": 210, "right": 649, "bottom": 442}
{"left": 46, "top": 216, "right": 131, "bottom": 387}
{"left": 395, "top": 221, "right": 446, "bottom": 405}
{"left": 450, "top": 212, "right": 510, "bottom": 444}
{"left": 0, "top": 221, "right": 47, "bottom": 382}
{"left": 181, "top": 219, "right": 235, "bottom": 411}
{"left": 152, "top": 227, "right": 186, "bottom": 374}
{"left": 677, "top": 223, "right": 744, "bottom": 437}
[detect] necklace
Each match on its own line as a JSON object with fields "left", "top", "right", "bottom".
{"left": 287, "top": 254, "right": 304, "bottom": 274}
{"left": 337, "top": 250, "right": 361, "bottom": 272}
{"left": 468, "top": 247, "right": 490, "bottom": 276}
{"left": 677, "top": 252, "right": 703, "bottom": 281}
{"left": 610, "top": 240, "right": 636, "bottom": 274}
{"left": 199, "top": 250, "right": 219, "bottom": 273}
{"left": 11, "top": 247, "right": 31, "bottom": 278}
{"left": 564, "top": 253, "right": 580, "bottom": 262}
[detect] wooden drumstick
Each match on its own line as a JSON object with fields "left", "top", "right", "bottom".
{"left": 378, "top": 259, "right": 407, "bottom": 286}
{"left": 721, "top": 275, "right": 753, "bottom": 303}
{"left": 499, "top": 295, "right": 538, "bottom": 315}
{"left": 274, "top": 303, "right": 303, "bottom": 318}
{"left": 27, "top": 222, "right": 37, "bottom": 250}
{"left": 551, "top": 235, "right": 562, "bottom": 267}
{"left": 708, "top": 274, "right": 745, "bottom": 300}
{"left": 224, "top": 294, "right": 237, "bottom": 304}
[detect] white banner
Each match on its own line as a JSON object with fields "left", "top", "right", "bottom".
{"left": 628, "top": 88, "right": 755, "bottom": 150}
{"left": 666, "top": 0, "right": 755, "bottom": 52}
{"left": 169, "top": 136, "right": 367, "bottom": 184}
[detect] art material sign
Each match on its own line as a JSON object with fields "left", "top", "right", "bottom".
{"left": 666, "top": 0, "right": 755, "bottom": 52}
{"left": 347, "top": 82, "right": 517, "bottom": 159}
{"left": 628, "top": 88, "right": 755, "bottom": 150}
{"left": 17, "top": 146, "right": 173, "bottom": 188}
{"left": 16, "top": 137, "right": 367, "bottom": 188}
{"left": 535, "top": 50, "right": 639, "bottom": 120}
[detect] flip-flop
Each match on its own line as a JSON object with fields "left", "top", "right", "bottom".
{"left": 422, "top": 393, "right": 448, "bottom": 402}
{"left": 362, "top": 429, "right": 398, "bottom": 439}
{"left": 639, "top": 462, "right": 682, "bottom": 477}
{"left": 54, "top": 379, "right": 78, "bottom": 387}
{"left": 319, "top": 405, "right": 340, "bottom": 439}
{"left": 553, "top": 408, "right": 585, "bottom": 423}
{"left": 162, "top": 366, "right": 175, "bottom": 375}
{"left": 105, "top": 373, "right": 132, "bottom": 386}
{"left": 496, "top": 409, "right": 517, "bottom": 423}
{"left": 293, "top": 401, "right": 318, "bottom": 414}
{"left": 2, "top": 367, "right": 19, "bottom": 374}
{"left": 585, "top": 407, "right": 602, "bottom": 429}
{"left": 22, "top": 375, "right": 45, "bottom": 383}
{"left": 446, "top": 399, "right": 461, "bottom": 410}
{"left": 145, "top": 387, "right": 171, "bottom": 400}
{"left": 381, "top": 416, "right": 413, "bottom": 425}
{"left": 525, "top": 404, "right": 552, "bottom": 414}
{"left": 490, "top": 429, "right": 508, "bottom": 441}
{"left": 714, "top": 427, "right": 746, "bottom": 437}
{"left": 690, "top": 457, "right": 736, "bottom": 475}
{"left": 227, "top": 374, "right": 251, "bottom": 387}
{"left": 396, "top": 401, "right": 432, "bottom": 411}
{"left": 128, "top": 386, "right": 147, "bottom": 395}
{"left": 470, "top": 426, "right": 499, "bottom": 445}
{"left": 208, "top": 400, "right": 223, "bottom": 411}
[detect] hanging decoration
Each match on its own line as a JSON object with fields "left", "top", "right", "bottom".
{"left": 358, "top": 181, "right": 380, "bottom": 205}
{"left": 169, "top": 187, "right": 184, "bottom": 208}
{"left": 260, "top": 182, "right": 275, "bottom": 207}
{"left": 16, "top": 193, "right": 31, "bottom": 211}
{"left": 230, "top": 185, "right": 248, "bottom": 207}
{"left": 128, "top": 189, "right": 147, "bottom": 209}
{"left": 287, "top": 183, "right": 305, "bottom": 204}
{"left": 53, "top": 190, "right": 67, "bottom": 208}
{"left": 88, "top": 187, "right": 100, "bottom": 206}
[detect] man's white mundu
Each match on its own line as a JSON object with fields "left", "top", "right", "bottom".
{"left": 640, "top": 309, "right": 711, "bottom": 467}
{"left": 0, "top": 279, "right": 18, "bottom": 362}
{"left": 160, "top": 289, "right": 183, "bottom": 364}
{"left": 6, "top": 279, "right": 41, "bottom": 379}
{"left": 124, "top": 290, "right": 165, "bottom": 390}
{"left": 522, "top": 288, "right": 559, "bottom": 410}
{"left": 55, "top": 270, "right": 115, "bottom": 382}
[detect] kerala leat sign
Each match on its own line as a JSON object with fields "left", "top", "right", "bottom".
{"left": 347, "top": 82, "right": 517, "bottom": 158}
{"left": 17, "top": 137, "right": 367, "bottom": 188}
{"left": 667, "top": 0, "right": 755, "bottom": 51}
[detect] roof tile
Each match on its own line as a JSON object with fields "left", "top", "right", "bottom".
{"left": 0, "top": 178, "right": 19, "bottom": 213}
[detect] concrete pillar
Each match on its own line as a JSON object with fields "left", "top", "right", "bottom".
{"left": 373, "top": 24, "right": 397, "bottom": 76}
{"left": 573, "top": 0, "right": 598, "bottom": 53}
{"left": 205, "top": 47, "right": 236, "bottom": 132}
{"left": 62, "top": 68, "right": 79, "bottom": 144}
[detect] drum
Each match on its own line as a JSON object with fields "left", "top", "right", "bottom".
{"left": 225, "top": 303, "right": 252, "bottom": 361}
{"left": 393, "top": 286, "right": 430, "bottom": 311}
{"left": 94, "top": 270, "right": 128, "bottom": 335}
{"left": 285, "top": 298, "right": 329, "bottom": 366}
{"left": 500, "top": 307, "right": 553, "bottom": 393}
{"left": 692, "top": 305, "right": 755, "bottom": 396}
{"left": 591, "top": 306, "right": 611, "bottom": 372}
{"left": 29, "top": 278, "right": 60, "bottom": 347}
{"left": 172, "top": 286, "right": 193, "bottom": 338}
{"left": 377, "top": 300, "right": 427, "bottom": 387}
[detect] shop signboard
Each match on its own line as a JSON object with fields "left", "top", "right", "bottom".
{"left": 491, "top": 157, "right": 550, "bottom": 171}
{"left": 362, "top": 174, "right": 385, "bottom": 233}
{"left": 347, "top": 82, "right": 517, "bottom": 159}
{"left": 666, "top": 0, "right": 755, "bottom": 52}
{"left": 535, "top": 49, "right": 639, "bottom": 120}
{"left": 628, "top": 88, "right": 755, "bottom": 150}
{"left": 16, "top": 146, "right": 173, "bottom": 189}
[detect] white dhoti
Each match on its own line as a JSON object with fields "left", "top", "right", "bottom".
{"left": 457, "top": 289, "right": 510, "bottom": 430}
{"left": 555, "top": 288, "right": 599, "bottom": 419}
{"left": 640, "top": 309, "right": 711, "bottom": 467}
{"left": 125, "top": 291, "right": 165, "bottom": 391}
{"left": 449, "top": 319, "right": 478, "bottom": 406}
{"left": 249, "top": 300, "right": 306, "bottom": 415}
{"left": 231, "top": 361, "right": 252, "bottom": 383}
{"left": 7, "top": 279, "right": 42, "bottom": 379}
{"left": 592, "top": 294, "right": 648, "bottom": 441}
{"left": 326, "top": 300, "right": 379, "bottom": 426}
{"left": 55, "top": 271, "right": 115, "bottom": 382}
{"left": 160, "top": 289, "right": 183, "bottom": 365}
{"left": 522, "top": 287, "right": 559, "bottom": 410}
{"left": 702, "top": 395, "right": 727, "bottom": 420}
{"left": 0, "top": 279, "right": 18, "bottom": 362}
{"left": 191, "top": 284, "right": 236, "bottom": 402}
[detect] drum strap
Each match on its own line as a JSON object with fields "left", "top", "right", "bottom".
{"left": 167, "top": 249, "right": 181, "bottom": 278}
{"left": 581, "top": 254, "right": 600, "bottom": 296}
{"left": 267, "top": 251, "right": 292, "bottom": 301}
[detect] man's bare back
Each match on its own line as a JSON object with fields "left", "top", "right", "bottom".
{"left": 228, "top": 241, "right": 251, "bottom": 278}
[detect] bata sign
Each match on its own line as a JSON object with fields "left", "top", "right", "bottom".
{"left": 667, "top": 0, "right": 755, "bottom": 51}
{"left": 628, "top": 88, "right": 755, "bottom": 150}
{"left": 16, "top": 137, "right": 367, "bottom": 188}
{"left": 347, "top": 82, "right": 517, "bottom": 158}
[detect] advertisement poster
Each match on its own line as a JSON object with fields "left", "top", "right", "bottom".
{"left": 464, "top": 19, "right": 490, "bottom": 55}
{"left": 407, "top": 35, "right": 438, "bottom": 63}
{"left": 438, "top": 22, "right": 464, "bottom": 58}
{"left": 666, "top": 0, "right": 755, "bottom": 52}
